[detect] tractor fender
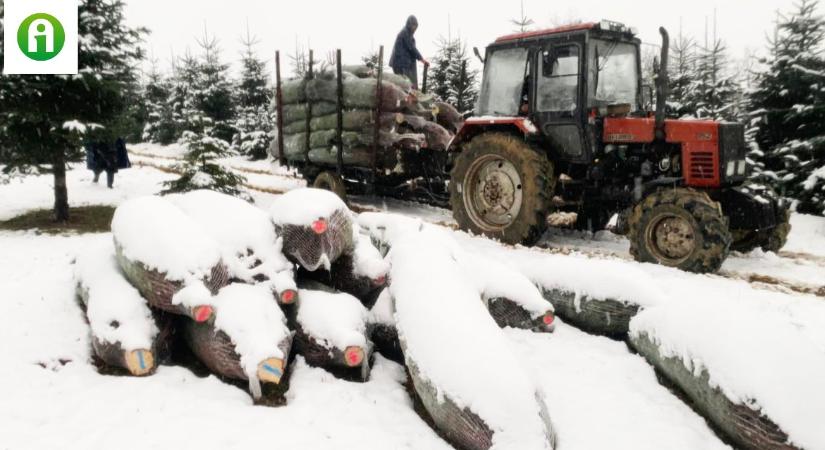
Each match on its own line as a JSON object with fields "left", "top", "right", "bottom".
{"left": 449, "top": 117, "right": 538, "bottom": 151}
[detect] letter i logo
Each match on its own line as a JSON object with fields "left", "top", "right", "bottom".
{"left": 17, "top": 13, "right": 66, "bottom": 61}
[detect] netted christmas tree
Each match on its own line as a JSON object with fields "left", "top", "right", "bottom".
{"left": 748, "top": 0, "right": 825, "bottom": 215}
{"left": 232, "top": 30, "right": 273, "bottom": 160}
{"left": 429, "top": 36, "right": 479, "bottom": 115}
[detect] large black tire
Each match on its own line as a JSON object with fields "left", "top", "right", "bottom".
{"left": 731, "top": 208, "right": 791, "bottom": 254}
{"left": 450, "top": 133, "right": 555, "bottom": 245}
{"left": 312, "top": 171, "right": 348, "bottom": 202}
{"left": 629, "top": 188, "right": 732, "bottom": 273}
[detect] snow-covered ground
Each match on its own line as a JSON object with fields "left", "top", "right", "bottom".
{"left": 2, "top": 145, "right": 825, "bottom": 449}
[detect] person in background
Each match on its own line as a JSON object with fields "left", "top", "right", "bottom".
{"left": 85, "top": 137, "right": 130, "bottom": 189}
{"left": 389, "top": 15, "right": 430, "bottom": 90}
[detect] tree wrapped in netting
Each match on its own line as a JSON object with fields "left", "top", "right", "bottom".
{"left": 111, "top": 196, "right": 229, "bottom": 322}
{"left": 274, "top": 64, "right": 457, "bottom": 169}
{"left": 167, "top": 190, "right": 298, "bottom": 305}
{"left": 270, "top": 189, "right": 355, "bottom": 271}
{"left": 389, "top": 229, "right": 556, "bottom": 450}
{"left": 75, "top": 240, "right": 164, "bottom": 377}
{"left": 292, "top": 287, "right": 373, "bottom": 380}
{"left": 182, "top": 284, "right": 293, "bottom": 399}
{"left": 299, "top": 225, "right": 389, "bottom": 305}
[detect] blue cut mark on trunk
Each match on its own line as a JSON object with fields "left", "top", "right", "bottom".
{"left": 262, "top": 364, "right": 282, "bottom": 377}
{"left": 137, "top": 351, "right": 146, "bottom": 370}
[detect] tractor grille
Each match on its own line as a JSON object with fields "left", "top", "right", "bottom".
{"left": 689, "top": 151, "right": 716, "bottom": 180}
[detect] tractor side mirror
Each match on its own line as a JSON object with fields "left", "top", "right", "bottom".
{"left": 542, "top": 51, "right": 555, "bottom": 76}
{"left": 473, "top": 47, "right": 486, "bottom": 65}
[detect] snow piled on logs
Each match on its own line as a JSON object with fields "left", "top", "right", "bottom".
{"left": 270, "top": 188, "right": 349, "bottom": 226}
{"left": 629, "top": 292, "right": 825, "bottom": 450}
{"left": 111, "top": 195, "right": 222, "bottom": 281}
{"left": 167, "top": 190, "right": 294, "bottom": 286}
{"left": 390, "top": 228, "right": 553, "bottom": 450}
{"left": 351, "top": 229, "right": 390, "bottom": 280}
{"left": 297, "top": 289, "right": 369, "bottom": 350}
{"left": 74, "top": 240, "right": 158, "bottom": 351}
{"left": 211, "top": 284, "right": 292, "bottom": 376}
{"left": 358, "top": 211, "right": 664, "bottom": 308}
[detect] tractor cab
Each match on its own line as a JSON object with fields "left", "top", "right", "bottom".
{"left": 475, "top": 21, "right": 642, "bottom": 164}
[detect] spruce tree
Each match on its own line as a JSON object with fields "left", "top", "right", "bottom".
{"left": 162, "top": 115, "right": 249, "bottom": 199}
{"left": 691, "top": 39, "right": 741, "bottom": 121}
{"left": 0, "top": 0, "right": 146, "bottom": 220}
{"left": 142, "top": 59, "right": 177, "bottom": 144}
{"left": 510, "top": 0, "right": 535, "bottom": 33}
{"left": 429, "top": 36, "right": 479, "bottom": 115}
{"left": 232, "top": 29, "right": 273, "bottom": 160}
{"left": 194, "top": 31, "right": 236, "bottom": 142}
{"left": 668, "top": 33, "right": 698, "bottom": 117}
{"left": 748, "top": 0, "right": 825, "bottom": 215}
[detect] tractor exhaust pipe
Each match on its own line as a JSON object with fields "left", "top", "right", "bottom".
{"left": 655, "top": 27, "right": 670, "bottom": 141}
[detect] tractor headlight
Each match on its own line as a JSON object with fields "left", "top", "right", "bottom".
{"left": 737, "top": 160, "right": 748, "bottom": 175}
{"left": 726, "top": 161, "right": 736, "bottom": 177}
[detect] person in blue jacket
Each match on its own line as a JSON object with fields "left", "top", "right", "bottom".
{"left": 389, "top": 15, "right": 430, "bottom": 90}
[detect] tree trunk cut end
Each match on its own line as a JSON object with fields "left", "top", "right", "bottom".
{"left": 124, "top": 349, "right": 155, "bottom": 376}
{"left": 257, "top": 358, "right": 286, "bottom": 384}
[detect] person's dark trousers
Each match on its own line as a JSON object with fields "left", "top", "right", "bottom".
{"left": 392, "top": 65, "right": 418, "bottom": 90}
{"left": 93, "top": 168, "right": 115, "bottom": 188}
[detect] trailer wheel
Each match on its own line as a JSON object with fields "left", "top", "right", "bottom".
{"left": 730, "top": 207, "right": 791, "bottom": 254}
{"left": 450, "top": 133, "right": 555, "bottom": 246}
{"left": 629, "top": 188, "right": 731, "bottom": 273}
{"left": 313, "top": 171, "right": 347, "bottom": 202}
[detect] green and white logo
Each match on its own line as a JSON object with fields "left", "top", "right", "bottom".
{"left": 17, "top": 13, "right": 66, "bottom": 61}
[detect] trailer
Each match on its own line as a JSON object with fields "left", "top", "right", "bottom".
{"left": 272, "top": 46, "right": 459, "bottom": 207}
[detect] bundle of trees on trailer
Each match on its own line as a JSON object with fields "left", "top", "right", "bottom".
{"left": 272, "top": 62, "right": 461, "bottom": 170}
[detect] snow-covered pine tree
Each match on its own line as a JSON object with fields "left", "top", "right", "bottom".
{"left": 0, "top": 0, "right": 146, "bottom": 220}
{"left": 429, "top": 36, "right": 479, "bottom": 115}
{"left": 691, "top": 39, "right": 741, "bottom": 121}
{"left": 232, "top": 29, "right": 273, "bottom": 160}
{"left": 194, "top": 30, "right": 236, "bottom": 143}
{"left": 142, "top": 58, "right": 178, "bottom": 145}
{"left": 748, "top": 0, "right": 825, "bottom": 215}
{"left": 162, "top": 114, "right": 249, "bottom": 199}
{"left": 668, "top": 32, "right": 698, "bottom": 117}
{"left": 510, "top": 0, "right": 535, "bottom": 33}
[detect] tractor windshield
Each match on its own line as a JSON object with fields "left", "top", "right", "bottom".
{"left": 477, "top": 47, "right": 529, "bottom": 117}
{"left": 588, "top": 40, "right": 640, "bottom": 110}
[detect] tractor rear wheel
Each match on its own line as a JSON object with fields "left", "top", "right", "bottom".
{"left": 629, "top": 188, "right": 732, "bottom": 273}
{"left": 450, "top": 133, "right": 555, "bottom": 246}
{"left": 313, "top": 171, "right": 348, "bottom": 202}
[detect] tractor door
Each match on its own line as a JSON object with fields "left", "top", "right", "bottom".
{"left": 531, "top": 42, "right": 589, "bottom": 162}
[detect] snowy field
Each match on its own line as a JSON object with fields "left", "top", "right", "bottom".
{"left": 2, "top": 146, "right": 825, "bottom": 449}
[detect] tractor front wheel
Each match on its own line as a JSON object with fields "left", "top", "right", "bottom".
{"left": 450, "top": 133, "right": 555, "bottom": 246}
{"left": 731, "top": 207, "right": 791, "bottom": 254}
{"left": 629, "top": 188, "right": 732, "bottom": 273}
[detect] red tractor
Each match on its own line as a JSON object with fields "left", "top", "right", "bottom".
{"left": 449, "top": 21, "right": 790, "bottom": 273}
